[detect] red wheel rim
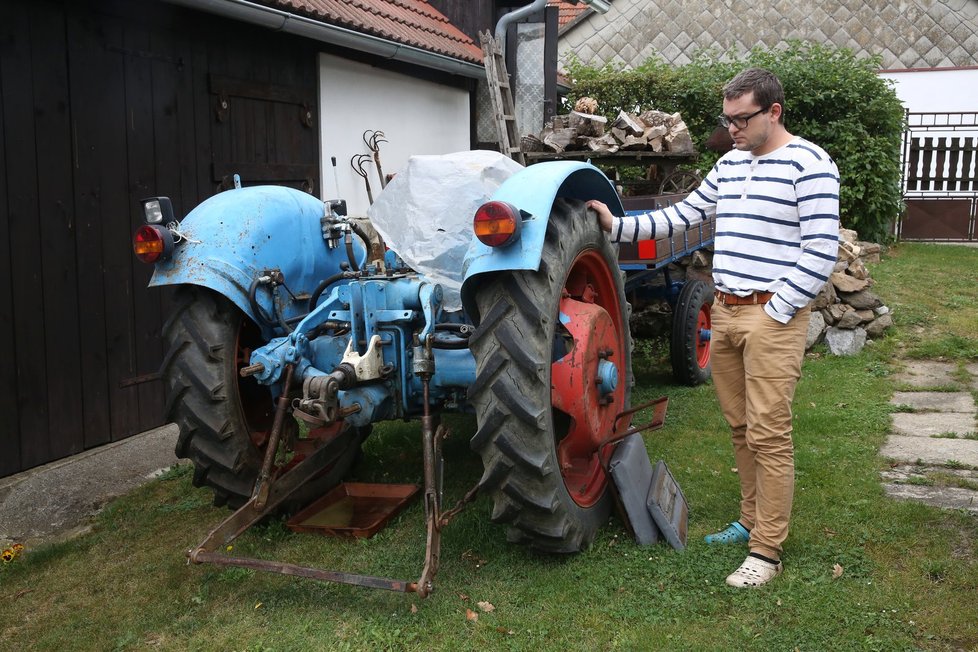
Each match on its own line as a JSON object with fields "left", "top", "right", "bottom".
{"left": 551, "top": 249, "right": 628, "bottom": 507}
{"left": 695, "top": 303, "right": 711, "bottom": 369}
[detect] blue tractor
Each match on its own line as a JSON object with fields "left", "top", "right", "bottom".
{"left": 135, "top": 160, "right": 669, "bottom": 595}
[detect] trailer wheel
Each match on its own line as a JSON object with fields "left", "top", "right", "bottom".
{"left": 670, "top": 279, "right": 713, "bottom": 386}
{"left": 469, "top": 198, "right": 632, "bottom": 553}
{"left": 164, "top": 286, "right": 362, "bottom": 510}
{"left": 659, "top": 170, "right": 702, "bottom": 194}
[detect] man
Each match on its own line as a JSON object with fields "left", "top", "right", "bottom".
{"left": 588, "top": 67, "right": 839, "bottom": 588}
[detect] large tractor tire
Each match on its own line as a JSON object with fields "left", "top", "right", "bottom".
{"left": 670, "top": 278, "right": 713, "bottom": 386}
{"left": 468, "top": 198, "right": 632, "bottom": 553}
{"left": 164, "top": 286, "right": 361, "bottom": 510}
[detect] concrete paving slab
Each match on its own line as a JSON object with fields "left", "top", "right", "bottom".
{"left": 880, "top": 435, "right": 978, "bottom": 467}
{"left": 0, "top": 424, "right": 180, "bottom": 546}
{"left": 891, "top": 412, "right": 977, "bottom": 437}
{"left": 890, "top": 391, "right": 976, "bottom": 413}
{"left": 883, "top": 483, "right": 978, "bottom": 514}
{"left": 968, "top": 363, "right": 978, "bottom": 388}
{"left": 891, "top": 360, "right": 960, "bottom": 388}
{"left": 881, "top": 466, "right": 978, "bottom": 483}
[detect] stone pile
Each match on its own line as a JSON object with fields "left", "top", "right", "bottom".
{"left": 521, "top": 97, "right": 695, "bottom": 155}
{"left": 807, "top": 228, "right": 892, "bottom": 356}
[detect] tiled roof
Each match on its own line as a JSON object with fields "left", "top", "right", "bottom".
{"left": 548, "top": 0, "right": 588, "bottom": 29}
{"left": 259, "top": 0, "right": 483, "bottom": 64}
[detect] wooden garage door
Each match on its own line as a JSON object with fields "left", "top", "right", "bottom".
{"left": 0, "top": 0, "right": 319, "bottom": 477}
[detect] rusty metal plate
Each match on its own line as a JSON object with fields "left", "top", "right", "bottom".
{"left": 287, "top": 482, "right": 420, "bottom": 538}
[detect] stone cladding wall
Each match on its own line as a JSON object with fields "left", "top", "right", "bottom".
{"left": 559, "top": 0, "right": 978, "bottom": 70}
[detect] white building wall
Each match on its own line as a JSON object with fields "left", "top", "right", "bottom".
{"left": 879, "top": 68, "right": 978, "bottom": 113}
{"left": 880, "top": 67, "right": 978, "bottom": 192}
{"left": 319, "top": 53, "right": 471, "bottom": 216}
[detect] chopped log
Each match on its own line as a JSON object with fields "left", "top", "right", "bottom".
{"left": 665, "top": 120, "right": 695, "bottom": 154}
{"left": 530, "top": 108, "right": 698, "bottom": 156}
{"left": 613, "top": 110, "right": 645, "bottom": 136}
{"left": 643, "top": 125, "right": 667, "bottom": 140}
{"left": 569, "top": 111, "right": 607, "bottom": 137}
{"left": 638, "top": 109, "right": 674, "bottom": 128}
{"left": 620, "top": 134, "right": 648, "bottom": 150}
{"left": 583, "top": 134, "right": 619, "bottom": 153}
{"left": 543, "top": 127, "right": 578, "bottom": 153}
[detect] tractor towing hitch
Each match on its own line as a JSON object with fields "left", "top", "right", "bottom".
{"left": 187, "top": 370, "right": 480, "bottom": 597}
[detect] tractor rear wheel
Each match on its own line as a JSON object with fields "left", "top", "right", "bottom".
{"left": 468, "top": 198, "right": 632, "bottom": 553}
{"left": 164, "top": 286, "right": 361, "bottom": 510}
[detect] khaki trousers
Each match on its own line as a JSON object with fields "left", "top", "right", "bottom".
{"left": 710, "top": 302, "right": 811, "bottom": 560}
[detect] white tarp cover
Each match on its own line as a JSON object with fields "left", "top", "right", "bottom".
{"left": 367, "top": 150, "right": 524, "bottom": 310}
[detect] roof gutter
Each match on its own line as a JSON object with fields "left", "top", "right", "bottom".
{"left": 162, "top": 0, "right": 487, "bottom": 79}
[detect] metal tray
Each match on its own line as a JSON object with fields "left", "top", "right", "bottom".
{"left": 287, "top": 482, "right": 420, "bottom": 538}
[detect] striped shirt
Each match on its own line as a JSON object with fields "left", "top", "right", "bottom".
{"left": 610, "top": 137, "right": 840, "bottom": 323}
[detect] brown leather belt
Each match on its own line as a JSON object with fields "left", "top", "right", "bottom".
{"left": 714, "top": 290, "right": 774, "bottom": 305}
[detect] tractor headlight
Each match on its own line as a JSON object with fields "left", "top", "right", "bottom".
{"left": 140, "top": 196, "right": 174, "bottom": 225}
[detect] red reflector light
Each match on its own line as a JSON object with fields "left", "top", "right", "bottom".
{"left": 637, "top": 239, "right": 657, "bottom": 260}
{"left": 473, "top": 201, "right": 521, "bottom": 247}
{"left": 133, "top": 225, "right": 173, "bottom": 263}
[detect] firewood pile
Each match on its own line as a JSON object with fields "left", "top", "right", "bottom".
{"left": 522, "top": 96, "right": 696, "bottom": 155}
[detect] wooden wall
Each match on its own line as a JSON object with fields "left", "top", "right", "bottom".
{"left": 0, "top": 0, "right": 320, "bottom": 476}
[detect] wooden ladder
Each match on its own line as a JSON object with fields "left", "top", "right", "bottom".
{"left": 480, "top": 31, "right": 525, "bottom": 166}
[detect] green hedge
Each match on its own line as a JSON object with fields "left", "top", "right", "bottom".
{"left": 566, "top": 42, "right": 905, "bottom": 242}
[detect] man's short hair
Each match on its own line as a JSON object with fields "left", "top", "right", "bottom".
{"left": 723, "top": 68, "right": 785, "bottom": 123}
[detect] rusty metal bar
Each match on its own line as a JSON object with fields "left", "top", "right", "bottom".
{"left": 608, "top": 396, "right": 669, "bottom": 443}
{"left": 416, "top": 413, "right": 441, "bottom": 598}
{"left": 192, "top": 551, "right": 417, "bottom": 593}
{"left": 191, "top": 426, "right": 358, "bottom": 555}
{"left": 254, "top": 364, "right": 295, "bottom": 509}
{"left": 186, "top": 423, "right": 423, "bottom": 593}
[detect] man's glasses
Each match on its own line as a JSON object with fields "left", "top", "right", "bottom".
{"left": 717, "top": 107, "right": 769, "bottom": 130}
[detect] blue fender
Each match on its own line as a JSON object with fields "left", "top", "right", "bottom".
{"left": 149, "top": 186, "right": 365, "bottom": 329}
{"left": 460, "top": 161, "right": 623, "bottom": 323}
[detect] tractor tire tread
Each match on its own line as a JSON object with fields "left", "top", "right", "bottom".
{"left": 469, "top": 197, "right": 631, "bottom": 554}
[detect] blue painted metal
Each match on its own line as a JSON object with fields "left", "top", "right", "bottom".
{"left": 460, "top": 161, "right": 623, "bottom": 322}
{"left": 243, "top": 267, "right": 473, "bottom": 420}
{"left": 149, "top": 185, "right": 366, "bottom": 335}
{"left": 339, "top": 384, "right": 396, "bottom": 428}
{"left": 597, "top": 358, "right": 618, "bottom": 396}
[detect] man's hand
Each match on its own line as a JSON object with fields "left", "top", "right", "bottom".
{"left": 586, "top": 199, "right": 615, "bottom": 233}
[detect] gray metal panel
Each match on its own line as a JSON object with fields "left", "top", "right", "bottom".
{"left": 608, "top": 433, "right": 660, "bottom": 545}
{"left": 646, "top": 460, "right": 688, "bottom": 551}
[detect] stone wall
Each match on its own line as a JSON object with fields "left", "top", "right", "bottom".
{"left": 559, "top": 0, "right": 978, "bottom": 71}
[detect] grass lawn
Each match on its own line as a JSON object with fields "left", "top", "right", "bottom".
{"left": 2, "top": 243, "right": 977, "bottom": 651}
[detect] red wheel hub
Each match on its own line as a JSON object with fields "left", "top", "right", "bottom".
{"left": 550, "top": 250, "right": 628, "bottom": 507}
{"left": 695, "top": 303, "right": 712, "bottom": 369}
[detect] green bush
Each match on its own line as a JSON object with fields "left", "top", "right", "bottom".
{"left": 566, "top": 41, "right": 905, "bottom": 242}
